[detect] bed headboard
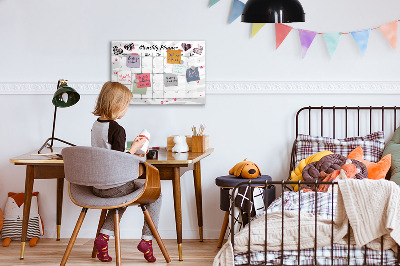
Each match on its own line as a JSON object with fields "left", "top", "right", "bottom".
{"left": 290, "top": 106, "right": 400, "bottom": 179}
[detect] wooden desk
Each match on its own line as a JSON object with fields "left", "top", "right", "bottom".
{"left": 10, "top": 147, "right": 213, "bottom": 261}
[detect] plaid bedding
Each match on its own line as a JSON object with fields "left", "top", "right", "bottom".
{"left": 234, "top": 191, "right": 397, "bottom": 265}
{"left": 294, "top": 131, "right": 385, "bottom": 166}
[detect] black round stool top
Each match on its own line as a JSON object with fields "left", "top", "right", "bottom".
{"left": 215, "top": 175, "right": 272, "bottom": 188}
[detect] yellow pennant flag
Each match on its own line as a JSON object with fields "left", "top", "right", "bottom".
{"left": 251, "top": 23, "right": 266, "bottom": 38}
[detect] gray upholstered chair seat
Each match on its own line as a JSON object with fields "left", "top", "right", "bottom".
{"left": 69, "top": 180, "right": 145, "bottom": 208}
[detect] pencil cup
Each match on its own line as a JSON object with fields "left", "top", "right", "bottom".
{"left": 191, "top": 135, "right": 209, "bottom": 153}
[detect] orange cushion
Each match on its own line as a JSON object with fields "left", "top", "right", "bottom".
{"left": 347, "top": 146, "right": 391, "bottom": 180}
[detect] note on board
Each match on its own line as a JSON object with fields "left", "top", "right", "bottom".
{"left": 118, "top": 70, "right": 132, "bottom": 84}
{"left": 186, "top": 67, "right": 200, "bottom": 82}
{"left": 136, "top": 73, "right": 151, "bottom": 88}
{"left": 167, "top": 50, "right": 182, "bottom": 64}
{"left": 164, "top": 73, "right": 178, "bottom": 87}
{"left": 126, "top": 54, "right": 140, "bottom": 68}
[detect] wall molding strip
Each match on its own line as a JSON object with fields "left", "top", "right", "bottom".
{"left": 0, "top": 81, "right": 399, "bottom": 95}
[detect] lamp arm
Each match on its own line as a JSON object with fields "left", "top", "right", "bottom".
{"left": 50, "top": 105, "right": 57, "bottom": 148}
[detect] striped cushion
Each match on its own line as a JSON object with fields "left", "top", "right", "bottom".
{"left": 295, "top": 131, "right": 385, "bottom": 167}
{"left": 1, "top": 217, "right": 40, "bottom": 240}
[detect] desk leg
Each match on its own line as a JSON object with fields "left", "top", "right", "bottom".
{"left": 56, "top": 178, "right": 64, "bottom": 241}
{"left": 193, "top": 161, "right": 203, "bottom": 242}
{"left": 20, "top": 165, "right": 34, "bottom": 259}
{"left": 172, "top": 167, "right": 183, "bottom": 261}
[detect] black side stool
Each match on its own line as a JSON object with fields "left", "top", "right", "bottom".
{"left": 215, "top": 175, "right": 275, "bottom": 248}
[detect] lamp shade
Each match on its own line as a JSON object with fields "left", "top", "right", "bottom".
{"left": 241, "top": 0, "right": 305, "bottom": 23}
{"left": 52, "top": 84, "right": 80, "bottom": 108}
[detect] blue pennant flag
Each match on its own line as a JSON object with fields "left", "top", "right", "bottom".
{"left": 209, "top": 0, "right": 221, "bottom": 7}
{"left": 323, "top": 33, "right": 341, "bottom": 58}
{"left": 229, "top": 0, "right": 245, "bottom": 24}
{"left": 351, "top": 29, "right": 371, "bottom": 55}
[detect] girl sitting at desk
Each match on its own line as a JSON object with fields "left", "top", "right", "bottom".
{"left": 91, "top": 81, "right": 161, "bottom": 263}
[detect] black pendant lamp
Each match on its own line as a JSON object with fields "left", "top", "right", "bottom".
{"left": 242, "top": 0, "right": 305, "bottom": 23}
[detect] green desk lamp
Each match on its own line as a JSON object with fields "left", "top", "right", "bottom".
{"left": 38, "top": 79, "right": 80, "bottom": 154}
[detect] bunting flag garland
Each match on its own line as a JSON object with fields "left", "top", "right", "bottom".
{"left": 298, "top": 30, "right": 317, "bottom": 58}
{"left": 378, "top": 21, "right": 398, "bottom": 50}
{"left": 208, "top": 3, "right": 400, "bottom": 58}
{"left": 209, "top": 0, "right": 220, "bottom": 7}
{"left": 351, "top": 29, "right": 370, "bottom": 55}
{"left": 275, "top": 23, "right": 293, "bottom": 49}
{"left": 229, "top": 0, "right": 245, "bottom": 24}
{"left": 323, "top": 33, "right": 341, "bottom": 58}
{"left": 251, "top": 23, "right": 266, "bottom": 38}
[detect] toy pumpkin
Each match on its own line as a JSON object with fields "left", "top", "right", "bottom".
{"left": 229, "top": 159, "right": 261, "bottom": 179}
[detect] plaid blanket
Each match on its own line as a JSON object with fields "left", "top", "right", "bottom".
{"left": 234, "top": 191, "right": 397, "bottom": 265}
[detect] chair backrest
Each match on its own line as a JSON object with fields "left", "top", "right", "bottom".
{"left": 62, "top": 146, "right": 145, "bottom": 187}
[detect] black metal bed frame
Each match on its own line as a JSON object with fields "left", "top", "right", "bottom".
{"left": 230, "top": 106, "right": 400, "bottom": 266}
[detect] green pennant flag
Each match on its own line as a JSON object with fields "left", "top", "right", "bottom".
{"left": 209, "top": 0, "right": 221, "bottom": 7}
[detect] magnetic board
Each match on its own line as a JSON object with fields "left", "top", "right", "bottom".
{"left": 111, "top": 41, "right": 205, "bottom": 105}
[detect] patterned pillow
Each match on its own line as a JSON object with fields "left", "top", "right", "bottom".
{"left": 294, "top": 131, "right": 385, "bottom": 166}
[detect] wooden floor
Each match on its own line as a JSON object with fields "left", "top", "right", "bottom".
{"left": 0, "top": 239, "right": 221, "bottom": 265}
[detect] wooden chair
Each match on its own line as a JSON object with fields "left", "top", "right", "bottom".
{"left": 60, "top": 146, "right": 171, "bottom": 265}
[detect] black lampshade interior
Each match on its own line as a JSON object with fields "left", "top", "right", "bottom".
{"left": 52, "top": 84, "right": 80, "bottom": 108}
{"left": 242, "top": 0, "right": 305, "bottom": 23}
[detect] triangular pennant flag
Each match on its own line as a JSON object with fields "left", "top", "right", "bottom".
{"left": 378, "top": 21, "right": 398, "bottom": 50}
{"left": 209, "top": 0, "right": 220, "bottom": 7}
{"left": 351, "top": 29, "right": 370, "bottom": 55}
{"left": 298, "top": 29, "right": 317, "bottom": 58}
{"left": 251, "top": 23, "right": 266, "bottom": 38}
{"left": 229, "top": 0, "right": 245, "bottom": 24}
{"left": 275, "top": 23, "right": 293, "bottom": 49}
{"left": 323, "top": 33, "right": 341, "bottom": 58}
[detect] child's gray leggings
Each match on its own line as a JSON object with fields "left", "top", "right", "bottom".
{"left": 92, "top": 179, "right": 162, "bottom": 240}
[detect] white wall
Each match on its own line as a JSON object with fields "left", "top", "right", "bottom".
{"left": 1, "top": 0, "right": 400, "bottom": 239}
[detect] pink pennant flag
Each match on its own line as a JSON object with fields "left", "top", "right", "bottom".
{"left": 275, "top": 23, "right": 293, "bottom": 49}
{"left": 378, "top": 21, "right": 398, "bottom": 50}
{"left": 298, "top": 29, "right": 318, "bottom": 58}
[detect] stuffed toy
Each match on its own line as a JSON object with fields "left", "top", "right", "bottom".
{"left": 172, "top": 135, "right": 189, "bottom": 153}
{"left": 229, "top": 159, "right": 261, "bottom": 179}
{"left": 1, "top": 192, "right": 44, "bottom": 247}
{"left": 289, "top": 150, "right": 333, "bottom": 191}
{"left": 348, "top": 146, "right": 391, "bottom": 180}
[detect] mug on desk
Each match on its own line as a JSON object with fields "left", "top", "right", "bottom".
{"left": 146, "top": 150, "right": 158, "bottom": 160}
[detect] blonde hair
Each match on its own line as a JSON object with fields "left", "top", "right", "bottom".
{"left": 93, "top": 82, "right": 133, "bottom": 120}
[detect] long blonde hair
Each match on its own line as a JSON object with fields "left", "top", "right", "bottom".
{"left": 93, "top": 82, "right": 133, "bottom": 120}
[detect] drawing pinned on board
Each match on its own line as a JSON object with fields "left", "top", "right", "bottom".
{"left": 186, "top": 67, "right": 200, "bottom": 82}
{"left": 193, "top": 45, "right": 203, "bottom": 55}
{"left": 164, "top": 73, "right": 178, "bottom": 87}
{"left": 136, "top": 73, "right": 151, "bottom": 88}
{"left": 181, "top": 43, "right": 192, "bottom": 51}
{"left": 113, "top": 46, "right": 124, "bottom": 55}
{"left": 172, "top": 64, "right": 187, "bottom": 75}
{"left": 126, "top": 54, "right": 140, "bottom": 68}
{"left": 167, "top": 50, "right": 182, "bottom": 64}
{"left": 118, "top": 71, "right": 132, "bottom": 84}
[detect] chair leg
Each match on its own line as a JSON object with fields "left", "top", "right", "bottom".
{"left": 217, "top": 211, "right": 230, "bottom": 248}
{"left": 114, "top": 209, "right": 121, "bottom": 266}
{"left": 141, "top": 205, "right": 171, "bottom": 263}
{"left": 60, "top": 208, "right": 88, "bottom": 266}
{"left": 91, "top": 209, "right": 108, "bottom": 258}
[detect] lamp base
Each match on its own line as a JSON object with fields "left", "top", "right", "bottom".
{"left": 38, "top": 137, "right": 76, "bottom": 154}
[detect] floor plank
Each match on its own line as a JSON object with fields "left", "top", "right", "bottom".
{"left": 0, "top": 239, "right": 221, "bottom": 265}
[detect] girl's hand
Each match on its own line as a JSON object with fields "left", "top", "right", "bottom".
{"left": 134, "top": 148, "right": 149, "bottom": 157}
{"left": 129, "top": 137, "right": 147, "bottom": 154}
